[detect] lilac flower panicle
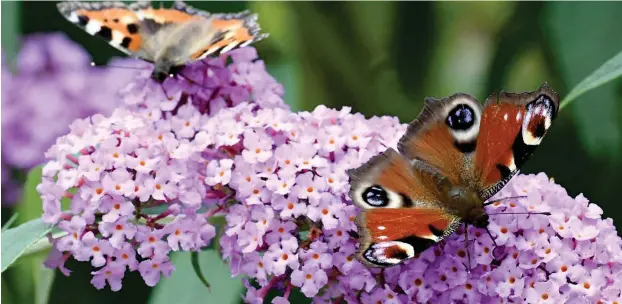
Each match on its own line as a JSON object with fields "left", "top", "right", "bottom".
{"left": 199, "top": 101, "right": 622, "bottom": 303}
{"left": 38, "top": 46, "right": 288, "bottom": 290}
{"left": 2, "top": 33, "right": 136, "bottom": 205}
{"left": 37, "top": 43, "right": 622, "bottom": 303}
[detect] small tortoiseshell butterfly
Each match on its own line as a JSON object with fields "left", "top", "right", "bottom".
{"left": 57, "top": 1, "right": 268, "bottom": 82}
{"left": 348, "top": 83, "right": 559, "bottom": 267}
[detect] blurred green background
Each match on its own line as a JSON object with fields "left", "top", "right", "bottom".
{"left": 2, "top": 1, "right": 621, "bottom": 304}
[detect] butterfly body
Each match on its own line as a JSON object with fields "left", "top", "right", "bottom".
{"left": 348, "top": 84, "right": 559, "bottom": 267}
{"left": 57, "top": 1, "right": 268, "bottom": 82}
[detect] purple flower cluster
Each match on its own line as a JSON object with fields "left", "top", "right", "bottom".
{"left": 1, "top": 33, "right": 136, "bottom": 205}
{"left": 38, "top": 47, "right": 287, "bottom": 290}
{"left": 211, "top": 107, "right": 622, "bottom": 303}
{"left": 37, "top": 43, "right": 621, "bottom": 303}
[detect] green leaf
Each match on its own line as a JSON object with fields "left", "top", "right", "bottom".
{"left": 0, "top": 1, "right": 21, "bottom": 67}
{"left": 35, "top": 266, "right": 55, "bottom": 304}
{"left": 149, "top": 250, "right": 243, "bottom": 304}
{"left": 560, "top": 49, "right": 622, "bottom": 110}
{"left": 16, "top": 165, "right": 44, "bottom": 224}
{"left": 191, "top": 251, "right": 211, "bottom": 290}
{"left": 2, "top": 213, "right": 19, "bottom": 232}
{"left": 7, "top": 166, "right": 49, "bottom": 303}
{"left": 548, "top": 2, "right": 622, "bottom": 160}
{"left": 1, "top": 218, "right": 52, "bottom": 273}
{"left": 208, "top": 216, "right": 227, "bottom": 258}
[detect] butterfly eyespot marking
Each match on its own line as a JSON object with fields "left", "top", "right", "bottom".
{"left": 443, "top": 97, "right": 481, "bottom": 149}
{"left": 363, "top": 241, "right": 415, "bottom": 266}
{"left": 362, "top": 186, "right": 389, "bottom": 207}
{"left": 446, "top": 104, "right": 476, "bottom": 131}
{"left": 522, "top": 94, "right": 556, "bottom": 146}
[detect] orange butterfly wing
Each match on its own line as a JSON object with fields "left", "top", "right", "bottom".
{"left": 348, "top": 149, "right": 461, "bottom": 267}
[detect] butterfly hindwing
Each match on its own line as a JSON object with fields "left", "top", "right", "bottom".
{"left": 474, "top": 83, "right": 560, "bottom": 200}
{"left": 348, "top": 149, "right": 461, "bottom": 267}
{"left": 357, "top": 208, "right": 460, "bottom": 267}
{"left": 57, "top": 1, "right": 143, "bottom": 54}
{"left": 397, "top": 93, "right": 484, "bottom": 186}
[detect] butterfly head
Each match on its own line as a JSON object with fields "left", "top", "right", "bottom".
{"left": 447, "top": 185, "right": 488, "bottom": 228}
{"left": 151, "top": 62, "right": 185, "bottom": 83}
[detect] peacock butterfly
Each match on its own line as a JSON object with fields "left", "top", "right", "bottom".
{"left": 348, "top": 83, "right": 559, "bottom": 267}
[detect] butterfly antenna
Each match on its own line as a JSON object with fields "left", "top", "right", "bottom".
{"left": 90, "top": 62, "right": 150, "bottom": 71}
{"left": 483, "top": 195, "right": 527, "bottom": 206}
{"left": 487, "top": 211, "right": 551, "bottom": 216}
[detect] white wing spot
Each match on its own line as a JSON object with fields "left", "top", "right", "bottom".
{"left": 378, "top": 226, "right": 386, "bottom": 231}
{"left": 85, "top": 20, "right": 103, "bottom": 35}
{"left": 68, "top": 12, "right": 80, "bottom": 23}
{"left": 110, "top": 30, "right": 125, "bottom": 47}
{"left": 507, "top": 155, "right": 517, "bottom": 172}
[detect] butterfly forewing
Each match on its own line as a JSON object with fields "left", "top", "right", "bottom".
{"left": 474, "top": 84, "right": 560, "bottom": 200}
{"left": 397, "top": 93, "right": 484, "bottom": 186}
{"left": 57, "top": 1, "right": 143, "bottom": 54}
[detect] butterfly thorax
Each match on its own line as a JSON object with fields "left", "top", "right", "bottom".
{"left": 446, "top": 185, "right": 489, "bottom": 228}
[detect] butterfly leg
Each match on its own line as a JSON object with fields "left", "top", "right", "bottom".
{"left": 485, "top": 226, "right": 498, "bottom": 248}
{"left": 483, "top": 195, "right": 527, "bottom": 206}
{"left": 464, "top": 223, "right": 472, "bottom": 272}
